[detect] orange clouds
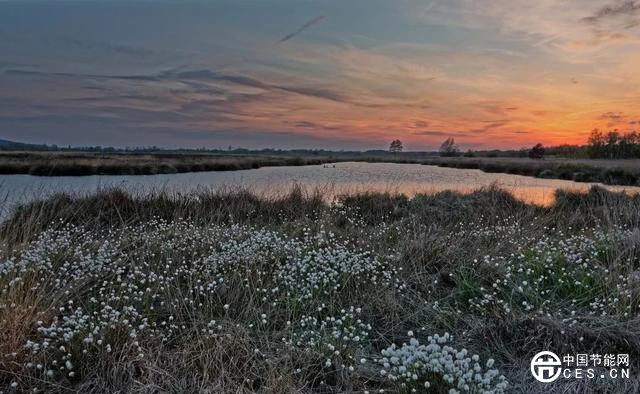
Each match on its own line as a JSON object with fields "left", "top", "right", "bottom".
{"left": 3, "top": 0, "right": 640, "bottom": 150}
{"left": 218, "top": 39, "right": 636, "bottom": 149}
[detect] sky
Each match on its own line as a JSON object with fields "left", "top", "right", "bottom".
{"left": 1, "top": 0, "right": 640, "bottom": 151}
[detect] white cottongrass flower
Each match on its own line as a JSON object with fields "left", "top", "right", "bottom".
{"left": 377, "top": 333, "right": 507, "bottom": 394}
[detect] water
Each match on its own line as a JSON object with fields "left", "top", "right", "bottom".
{"left": 1, "top": 162, "right": 638, "bottom": 216}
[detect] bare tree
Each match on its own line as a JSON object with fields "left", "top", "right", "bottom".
{"left": 439, "top": 138, "right": 459, "bottom": 157}
{"left": 389, "top": 139, "right": 403, "bottom": 153}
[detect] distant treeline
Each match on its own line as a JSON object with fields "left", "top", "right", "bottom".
{"left": 0, "top": 138, "right": 437, "bottom": 158}
{"left": 0, "top": 139, "right": 571, "bottom": 158}
{"left": 3, "top": 131, "right": 640, "bottom": 159}
{"left": 457, "top": 131, "right": 640, "bottom": 160}
{"left": 461, "top": 145, "right": 587, "bottom": 159}
{"left": 586, "top": 130, "right": 640, "bottom": 159}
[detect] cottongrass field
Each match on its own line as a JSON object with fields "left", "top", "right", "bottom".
{"left": 1, "top": 185, "right": 639, "bottom": 393}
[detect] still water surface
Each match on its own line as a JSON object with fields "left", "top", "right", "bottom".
{"left": 1, "top": 162, "right": 638, "bottom": 215}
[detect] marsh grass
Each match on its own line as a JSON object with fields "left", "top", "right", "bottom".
{"left": 1, "top": 185, "right": 640, "bottom": 393}
{"left": 422, "top": 157, "right": 640, "bottom": 187}
{"left": 0, "top": 152, "right": 336, "bottom": 177}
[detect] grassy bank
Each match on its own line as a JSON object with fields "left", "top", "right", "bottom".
{"left": 0, "top": 152, "right": 432, "bottom": 177}
{"left": 0, "top": 152, "right": 340, "bottom": 176}
{"left": 423, "top": 157, "right": 640, "bottom": 186}
{"left": 1, "top": 186, "right": 640, "bottom": 393}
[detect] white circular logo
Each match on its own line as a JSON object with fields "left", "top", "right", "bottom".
{"left": 531, "top": 351, "right": 562, "bottom": 383}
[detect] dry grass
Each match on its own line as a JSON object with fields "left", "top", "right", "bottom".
{"left": 1, "top": 186, "right": 640, "bottom": 393}
{"left": 422, "top": 157, "right": 640, "bottom": 186}
{"left": 0, "top": 275, "right": 54, "bottom": 379}
{"left": 0, "top": 151, "right": 334, "bottom": 176}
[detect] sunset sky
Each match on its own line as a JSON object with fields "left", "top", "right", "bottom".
{"left": 1, "top": 0, "right": 640, "bottom": 150}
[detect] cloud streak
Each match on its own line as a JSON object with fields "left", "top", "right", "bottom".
{"left": 277, "top": 15, "right": 325, "bottom": 43}
{"left": 582, "top": 1, "right": 640, "bottom": 25}
{"left": 5, "top": 67, "right": 351, "bottom": 104}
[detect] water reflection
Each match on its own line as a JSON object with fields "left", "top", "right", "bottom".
{"left": 1, "top": 162, "right": 638, "bottom": 216}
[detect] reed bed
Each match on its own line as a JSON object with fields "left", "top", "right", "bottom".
{"left": 421, "top": 157, "right": 640, "bottom": 186}
{"left": 1, "top": 185, "right": 639, "bottom": 393}
{"left": 0, "top": 152, "right": 333, "bottom": 176}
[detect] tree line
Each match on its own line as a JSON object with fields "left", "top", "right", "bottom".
{"left": 586, "top": 129, "right": 640, "bottom": 159}
{"left": 388, "top": 128, "right": 640, "bottom": 160}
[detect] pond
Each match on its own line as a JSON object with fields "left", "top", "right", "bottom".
{"left": 1, "top": 162, "right": 638, "bottom": 217}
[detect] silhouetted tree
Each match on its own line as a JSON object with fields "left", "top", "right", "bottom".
{"left": 528, "top": 143, "right": 545, "bottom": 159}
{"left": 389, "top": 139, "right": 403, "bottom": 153}
{"left": 439, "top": 138, "right": 459, "bottom": 157}
{"left": 587, "top": 129, "right": 605, "bottom": 158}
